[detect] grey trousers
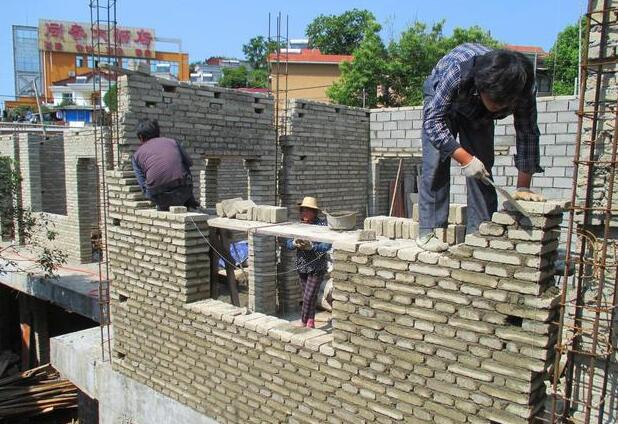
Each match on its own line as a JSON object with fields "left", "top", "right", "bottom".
{"left": 419, "top": 98, "right": 498, "bottom": 236}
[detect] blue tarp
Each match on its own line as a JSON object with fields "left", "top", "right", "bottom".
{"left": 218, "top": 240, "right": 249, "bottom": 269}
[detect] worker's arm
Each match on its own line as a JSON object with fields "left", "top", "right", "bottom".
{"left": 285, "top": 239, "right": 295, "bottom": 250}
{"left": 423, "top": 64, "right": 464, "bottom": 162}
{"left": 131, "top": 156, "right": 151, "bottom": 199}
{"left": 512, "top": 88, "right": 543, "bottom": 175}
{"left": 511, "top": 87, "right": 545, "bottom": 201}
{"left": 312, "top": 242, "right": 331, "bottom": 253}
{"left": 176, "top": 141, "right": 193, "bottom": 172}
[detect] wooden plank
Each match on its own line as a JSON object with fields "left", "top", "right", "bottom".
{"left": 207, "top": 218, "right": 366, "bottom": 244}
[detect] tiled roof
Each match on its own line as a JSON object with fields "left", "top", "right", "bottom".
{"left": 268, "top": 49, "right": 353, "bottom": 64}
{"left": 504, "top": 44, "right": 546, "bottom": 55}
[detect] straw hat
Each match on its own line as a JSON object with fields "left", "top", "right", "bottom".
{"left": 297, "top": 196, "right": 320, "bottom": 211}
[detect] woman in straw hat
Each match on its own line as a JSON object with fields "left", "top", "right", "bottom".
{"left": 286, "top": 196, "right": 331, "bottom": 328}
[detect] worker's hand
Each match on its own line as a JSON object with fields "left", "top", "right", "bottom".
{"left": 293, "top": 239, "right": 312, "bottom": 251}
{"left": 460, "top": 156, "right": 490, "bottom": 180}
{"left": 512, "top": 188, "right": 545, "bottom": 202}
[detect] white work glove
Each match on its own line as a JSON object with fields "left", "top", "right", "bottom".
{"left": 512, "top": 188, "right": 545, "bottom": 202}
{"left": 461, "top": 156, "right": 490, "bottom": 179}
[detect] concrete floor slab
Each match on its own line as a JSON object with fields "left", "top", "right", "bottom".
{"left": 0, "top": 243, "right": 102, "bottom": 322}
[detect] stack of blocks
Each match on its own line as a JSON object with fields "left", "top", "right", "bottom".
{"left": 215, "top": 197, "right": 288, "bottom": 224}
{"left": 364, "top": 203, "right": 467, "bottom": 245}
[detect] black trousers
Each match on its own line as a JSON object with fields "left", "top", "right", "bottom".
{"left": 151, "top": 184, "right": 199, "bottom": 211}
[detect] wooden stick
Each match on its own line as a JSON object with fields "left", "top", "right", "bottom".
{"left": 389, "top": 158, "right": 403, "bottom": 217}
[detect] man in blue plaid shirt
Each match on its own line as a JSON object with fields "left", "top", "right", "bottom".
{"left": 417, "top": 43, "right": 545, "bottom": 252}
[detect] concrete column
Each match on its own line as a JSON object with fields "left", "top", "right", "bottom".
{"left": 201, "top": 158, "right": 220, "bottom": 208}
{"left": 277, "top": 250, "right": 302, "bottom": 313}
{"left": 32, "top": 297, "right": 49, "bottom": 365}
{"left": 18, "top": 294, "right": 49, "bottom": 369}
{"left": 247, "top": 232, "right": 277, "bottom": 315}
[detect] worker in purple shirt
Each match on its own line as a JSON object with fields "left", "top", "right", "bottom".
{"left": 131, "top": 118, "right": 199, "bottom": 211}
{"left": 417, "top": 44, "right": 545, "bottom": 252}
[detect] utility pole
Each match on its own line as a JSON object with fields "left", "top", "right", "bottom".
{"left": 32, "top": 79, "right": 47, "bottom": 139}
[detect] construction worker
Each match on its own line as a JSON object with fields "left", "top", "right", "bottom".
{"left": 286, "top": 197, "right": 331, "bottom": 328}
{"left": 417, "top": 44, "right": 544, "bottom": 252}
{"left": 132, "top": 118, "right": 199, "bottom": 211}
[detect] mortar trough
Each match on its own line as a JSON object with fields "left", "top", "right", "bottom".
{"left": 325, "top": 210, "right": 357, "bottom": 231}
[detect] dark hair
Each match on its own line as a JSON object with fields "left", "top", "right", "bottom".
{"left": 136, "top": 118, "right": 160, "bottom": 141}
{"left": 473, "top": 49, "right": 534, "bottom": 102}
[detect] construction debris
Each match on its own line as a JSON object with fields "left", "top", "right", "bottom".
{"left": 0, "top": 364, "right": 78, "bottom": 420}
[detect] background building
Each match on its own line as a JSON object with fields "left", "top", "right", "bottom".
{"left": 268, "top": 48, "right": 353, "bottom": 103}
{"left": 190, "top": 57, "right": 248, "bottom": 86}
{"left": 10, "top": 19, "right": 189, "bottom": 119}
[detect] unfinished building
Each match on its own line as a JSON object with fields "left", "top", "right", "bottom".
{"left": 1, "top": 2, "right": 617, "bottom": 422}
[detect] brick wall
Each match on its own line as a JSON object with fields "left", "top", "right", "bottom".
{"left": 109, "top": 159, "right": 566, "bottom": 423}
{"left": 281, "top": 99, "right": 370, "bottom": 221}
{"left": 116, "top": 73, "right": 276, "bottom": 206}
{"left": 369, "top": 96, "right": 578, "bottom": 214}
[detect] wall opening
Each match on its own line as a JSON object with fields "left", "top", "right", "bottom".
{"left": 76, "top": 158, "right": 100, "bottom": 262}
{"left": 40, "top": 140, "right": 67, "bottom": 215}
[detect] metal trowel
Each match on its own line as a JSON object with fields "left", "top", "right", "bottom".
{"left": 481, "top": 176, "right": 529, "bottom": 216}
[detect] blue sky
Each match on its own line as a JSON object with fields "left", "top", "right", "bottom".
{"left": 1, "top": 0, "right": 584, "bottom": 108}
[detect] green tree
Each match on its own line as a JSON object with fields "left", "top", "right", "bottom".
{"left": 328, "top": 20, "right": 501, "bottom": 107}
{"left": 242, "top": 36, "right": 279, "bottom": 70}
{"left": 104, "top": 84, "right": 118, "bottom": 112}
{"left": 546, "top": 19, "right": 581, "bottom": 95}
{"left": 327, "top": 22, "right": 387, "bottom": 107}
{"left": 0, "top": 157, "right": 67, "bottom": 277}
{"left": 388, "top": 22, "right": 501, "bottom": 106}
{"left": 219, "top": 66, "right": 249, "bottom": 88}
{"left": 248, "top": 69, "right": 269, "bottom": 88}
{"left": 306, "top": 9, "right": 380, "bottom": 55}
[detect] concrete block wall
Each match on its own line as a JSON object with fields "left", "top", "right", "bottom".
{"left": 369, "top": 96, "right": 578, "bottom": 213}
{"left": 39, "top": 130, "right": 101, "bottom": 263}
{"left": 0, "top": 130, "right": 102, "bottom": 262}
{"left": 115, "top": 73, "right": 276, "bottom": 206}
{"left": 281, "top": 99, "right": 370, "bottom": 222}
{"left": 278, "top": 100, "right": 370, "bottom": 311}
{"left": 109, "top": 165, "right": 566, "bottom": 424}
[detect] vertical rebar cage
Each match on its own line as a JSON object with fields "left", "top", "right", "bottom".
{"left": 89, "top": 0, "right": 118, "bottom": 363}
{"left": 551, "top": 1, "right": 618, "bottom": 423}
